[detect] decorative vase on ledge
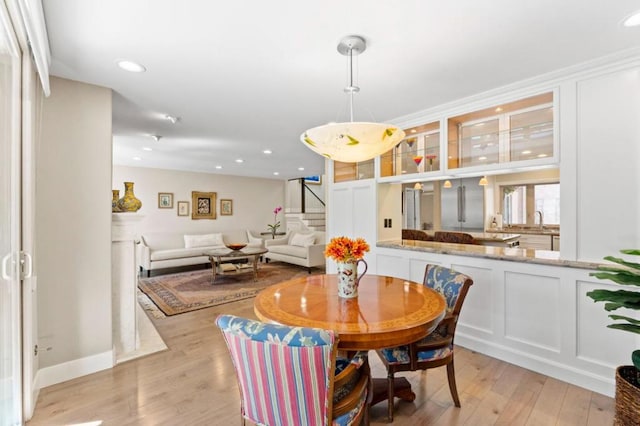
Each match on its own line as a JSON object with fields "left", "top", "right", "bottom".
{"left": 112, "top": 190, "right": 122, "bottom": 212}
{"left": 116, "top": 182, "right": 142, "bottom": 212}
{"left": 336, "top": 259, "right": 368, "bottom": 298}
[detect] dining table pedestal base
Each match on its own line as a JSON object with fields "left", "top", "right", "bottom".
{"left": 370, "top": 377, "right": 416, "bottom": 406}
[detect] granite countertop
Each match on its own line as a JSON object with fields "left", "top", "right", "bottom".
{"left": 466, "top": 232, "right": 520, "bottom": 242}
{"left": 377, "top": 239, "right": 601, "bottom": 270}
{"left": 416, "top": 231, "right": 521, "bottom": 242}
{"left": 488, "top": 227, "right": 560, "bottom": 236}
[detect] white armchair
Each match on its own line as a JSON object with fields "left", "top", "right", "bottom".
{"left": 264, "top": 231, "right": 326, "bottom": 273}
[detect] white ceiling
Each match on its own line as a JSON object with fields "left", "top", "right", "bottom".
{"left": 42, "top": 1, "right": 640, "bottom": 180}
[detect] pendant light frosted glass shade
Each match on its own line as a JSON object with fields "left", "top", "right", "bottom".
{"left": 301, "top": 123, "right": 405, "bottom": 162}
{"left": 301, "top": 35, "right": 405, "bottom": 163}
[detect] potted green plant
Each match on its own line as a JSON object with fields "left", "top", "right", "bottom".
{"left": 586, "top": 249, "right": 640, "bottom": 424}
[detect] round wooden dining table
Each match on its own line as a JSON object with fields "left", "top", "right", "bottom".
{"left": 254, "top": 273, "right": 446, "bottom": 351}
{"left": 254, "top": 273, "right": 447, "bottom": 408}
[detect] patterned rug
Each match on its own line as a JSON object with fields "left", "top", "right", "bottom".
{"left": 138, "top": 262, "right": 324, "bottom": 316}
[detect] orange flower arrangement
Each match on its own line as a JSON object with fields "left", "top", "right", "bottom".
{"left": 324, "top": 236, "right": 370, "bottom": 262}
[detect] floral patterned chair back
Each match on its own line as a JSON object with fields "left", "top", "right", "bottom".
{"left": 375, "top": 265, "right": 473, "bottom": 421}
{"left": 216, "top": 315, "right": 370, "bottom": 426}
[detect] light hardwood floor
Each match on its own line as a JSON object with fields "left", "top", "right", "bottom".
{"left": 27, "top": 298, "right": 615, "bottom": 425}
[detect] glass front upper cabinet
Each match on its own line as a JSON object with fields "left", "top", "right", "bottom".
{"left": 448, "top": 92, "right": 554, "bottom": 170}
{"left": 380, "top": 121, "right": 440, "bottom": 177}
{"left": 333, "top": 158, "right": 375, "bottom": 183}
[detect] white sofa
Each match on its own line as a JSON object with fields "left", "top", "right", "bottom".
{"left": 264, "top": 230, "right": 326, "bottom": 273}
{"left": 138, "top": 230, "right": 263, "bottom": 276}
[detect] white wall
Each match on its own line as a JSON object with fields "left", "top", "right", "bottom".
{"left": 36, "top": 77, "right": 112, "bottom": 370}
{"left": 112, "top": 166, "right": 286, "bottom": 236}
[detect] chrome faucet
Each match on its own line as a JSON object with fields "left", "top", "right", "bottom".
{"left": 535, "top": 210, "right": 544, "bottom": 228}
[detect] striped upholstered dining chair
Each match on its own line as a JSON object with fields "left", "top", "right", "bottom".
{"left": 216, "top": 315, "right": 370, "bottom": 426}
{"left": 376, "top": 264, "right": 473, "bottom": 421}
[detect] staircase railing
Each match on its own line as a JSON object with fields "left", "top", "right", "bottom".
{"left": 287, "top": 178, "right": 325, "bottom": 214}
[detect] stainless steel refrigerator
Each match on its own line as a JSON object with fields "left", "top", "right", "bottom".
{"left": 440, "top": 177, "right": 485, "bottom": 231}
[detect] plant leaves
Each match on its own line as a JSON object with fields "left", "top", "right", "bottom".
{"left": 607, "top": 323, "right": 640, "bottom": 335}
{"left": 621, "top": 249, "right": 640, "bottom": 256}
{"left": 586, "top": 289, "right": 640, "bottom": 310}
{"left": 602, "top": 255, "right": 640, "bottom": 272}
{"left": 609, "top": 314, "right": 640, "bottom": 326}
{"left": 589, "top": 271, "right": 640, "bottom": 287}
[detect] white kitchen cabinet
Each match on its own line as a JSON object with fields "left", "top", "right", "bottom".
{"left": 518, "top": 234, "right": 552, "bottom": 250}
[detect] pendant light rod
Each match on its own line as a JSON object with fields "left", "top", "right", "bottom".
{"left": 339, "top": 35, "right": 365, "bottom": 122}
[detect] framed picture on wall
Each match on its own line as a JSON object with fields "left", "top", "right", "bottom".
{"left": 191, "top": 191, "right": 216, "bottom": 219}
{"left": 158, "top": 192, "right": 174, "bottom": 208}
{"left": 304, "top": 175, "right": 322, "bottom": 185}
{"left": 177, "top": 201, "right": 189, "bottom": 216}
{"left": 220, "top": 199, "right": 233, "bottom": 216}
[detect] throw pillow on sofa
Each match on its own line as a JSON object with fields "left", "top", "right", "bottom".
{"left": 290, "top": 233, "right": 316, "bottom": 247}
{"left": 184, "top": 233, "right": 224, "bottom": 248}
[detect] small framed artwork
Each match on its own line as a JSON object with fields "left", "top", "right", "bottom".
{"left": 177, "top": 201, "right": 189, "bottom": 216}
{"left": 304, "top": 175, "right": 322, "bottom": 185}
{"left": 158, "top": 192, "right": 174, "bottom": 208}
{"left": 220, "top": 199, "right": 233, "bottom": 216}
{"left": 191, "top": 191, "right": 216, "bottom": 220}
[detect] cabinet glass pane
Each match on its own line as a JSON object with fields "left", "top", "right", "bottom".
{"left": 460, "top": 119, "right": 500, "bottom": 167}
{"left": 334, "top": 159, "right": 374, "bottom": 182}
{"left": 380, "top": 121, "right": 440, "bottom": 177}
{"left": 509, "top": 107, "right": 553, "bottom": 161}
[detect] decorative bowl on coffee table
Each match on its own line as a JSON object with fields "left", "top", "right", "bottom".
{"left": 225, "top": 243, "right": 247, "bottom": 251}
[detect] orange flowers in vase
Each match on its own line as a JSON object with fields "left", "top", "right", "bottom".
{"left": 325, "top": 236, "right": 370, "bottom": 298}
{"left": 324, "top": 236, "right": 370, "bottom": 262}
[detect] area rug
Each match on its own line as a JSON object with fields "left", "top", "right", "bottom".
{"left": 138, "top": 262, "right": 323, "bottom": 316}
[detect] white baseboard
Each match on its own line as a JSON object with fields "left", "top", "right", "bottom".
{"left": 35, "top": 350, "right": 114, "bottom": 389}
{"left": 456, "top": 333, "right": 615, "bottom": 397}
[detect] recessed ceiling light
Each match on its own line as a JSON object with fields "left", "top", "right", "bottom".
{"left": 263, "top": 149, "right": 272, "bottom": 154}
{"left": 132, "top": 156, "right": 142, "bottom": 161}
{"left": 537, "top": 153, "right": 548, "bottom": 158}
{"left": 522, "top": 150, "right": 532, "bottom": 154}
{"left": 623, "top": 11, "right": 640, "bottom": 27}
{"left": 215, "top": 165, "right": 222, "bottom": 169}
{"left": 495, "top": 107, "right": 503, "bottom": 112}
{"left": 478, "top": 156, "right": 487, "bottom": 160}
{"left": 410, "top": 129, "right": 417, "bottom": 134}
{"left": 273, "top": 172, "right": 279, "bottom": 176}
{"left": 165, "top": 115, "right": 179, "bottom": 124}
{"left": 117, "top": 60, "right": 146, "bottom": 73}
{"left": 142, "top": 147, "right": 152, "bottom": 151}
{"left": 298, "top": 167, "right": 305, "bottom": 171}
{"left": 235, "top": 159, "right": 244, "bottom": 163}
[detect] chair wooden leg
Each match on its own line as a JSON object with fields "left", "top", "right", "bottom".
{"left": 387, "top": 370, "right": 395, "bottom": 422}
{"left": 446, "top": 360, "right": 461, "bottom": 407}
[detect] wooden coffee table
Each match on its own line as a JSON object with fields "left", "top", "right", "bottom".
{"left": 203, "top": 247, "right": 268, "bottom": 283}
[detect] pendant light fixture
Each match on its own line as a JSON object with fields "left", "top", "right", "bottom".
{"left": 478, "top": 176, "right": 488, "bottom": 186}
{"left": 300, "top": 35, "right": 406, "bottom": 163}
{"left": 443, "top": 180, "right": 452, "bottom": 188}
